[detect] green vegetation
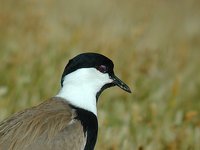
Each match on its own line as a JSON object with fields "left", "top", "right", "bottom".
{"left": 0, "top": 0, "right": 199, "bottom": 149}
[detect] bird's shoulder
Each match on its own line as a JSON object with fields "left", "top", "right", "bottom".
{"left": 0, "top": 97, "right": 84, "bottom": 150}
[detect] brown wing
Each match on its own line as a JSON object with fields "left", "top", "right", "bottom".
{"left": 0, "top": 97, "right": 86, "bottom": 150}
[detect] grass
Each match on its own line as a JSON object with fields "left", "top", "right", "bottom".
{"left": 0, "top": 0, "right": 200, "bottom": 149}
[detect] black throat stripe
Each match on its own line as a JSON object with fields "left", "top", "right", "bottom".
{"left": 71, "top": 105, "right": 98, "bottom": 150}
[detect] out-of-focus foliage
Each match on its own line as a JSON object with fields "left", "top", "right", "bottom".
{"left": 0, "top": 0, "right": 200, "bottom": 149}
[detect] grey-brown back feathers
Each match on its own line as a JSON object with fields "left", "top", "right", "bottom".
{"left": 0, "top": 97, "right": 86, "bottom": 150}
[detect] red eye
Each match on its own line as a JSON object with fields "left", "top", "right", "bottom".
{"left": 97, "top": 65, "right": 107, "bottom": 73}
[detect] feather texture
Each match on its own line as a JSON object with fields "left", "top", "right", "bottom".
{"left": 0, "top": 97, "right": 86, "bottom": 150}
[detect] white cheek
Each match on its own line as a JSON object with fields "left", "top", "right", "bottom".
{"left": 63, "top": 68, "right": 112, "bottom": 89}
{"left": 87, "top": 69, "right": 112, "bottom": 87}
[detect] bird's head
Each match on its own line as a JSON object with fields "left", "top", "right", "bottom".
{"left": 61, "top": 53, "right": 131, "bottom": 98}
{"left": 57, "top": 53, "right": 131, "bottom": 115}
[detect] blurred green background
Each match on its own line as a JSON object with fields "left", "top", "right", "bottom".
{"left": 0, "top": 0, "right": 200, "bottom": 149}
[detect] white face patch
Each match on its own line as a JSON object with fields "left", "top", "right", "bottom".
{"left": 56, "top": 68, "right": 113, "bottom": 116}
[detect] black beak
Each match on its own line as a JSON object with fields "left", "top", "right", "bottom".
{"left": 111, "top": 75, "right": 132, "bottom": 93}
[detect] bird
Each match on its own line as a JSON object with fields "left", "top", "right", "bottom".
{"left": 0, "top": 52, "right": 131, "bottom": 150}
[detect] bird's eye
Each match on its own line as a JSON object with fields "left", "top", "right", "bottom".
{"left": 97, "top": 65, "right": 107, "bottom": 73}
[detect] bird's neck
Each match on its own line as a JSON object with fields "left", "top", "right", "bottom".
{"left": 55, "top": 68, "right": 113, "bottom": 116}
{"left": 56, "top": 80, "right": 98, "bottom": 116}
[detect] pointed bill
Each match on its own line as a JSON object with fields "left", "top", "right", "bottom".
{"left": 111, "top": 75, "right": 131, "bottom": 93}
